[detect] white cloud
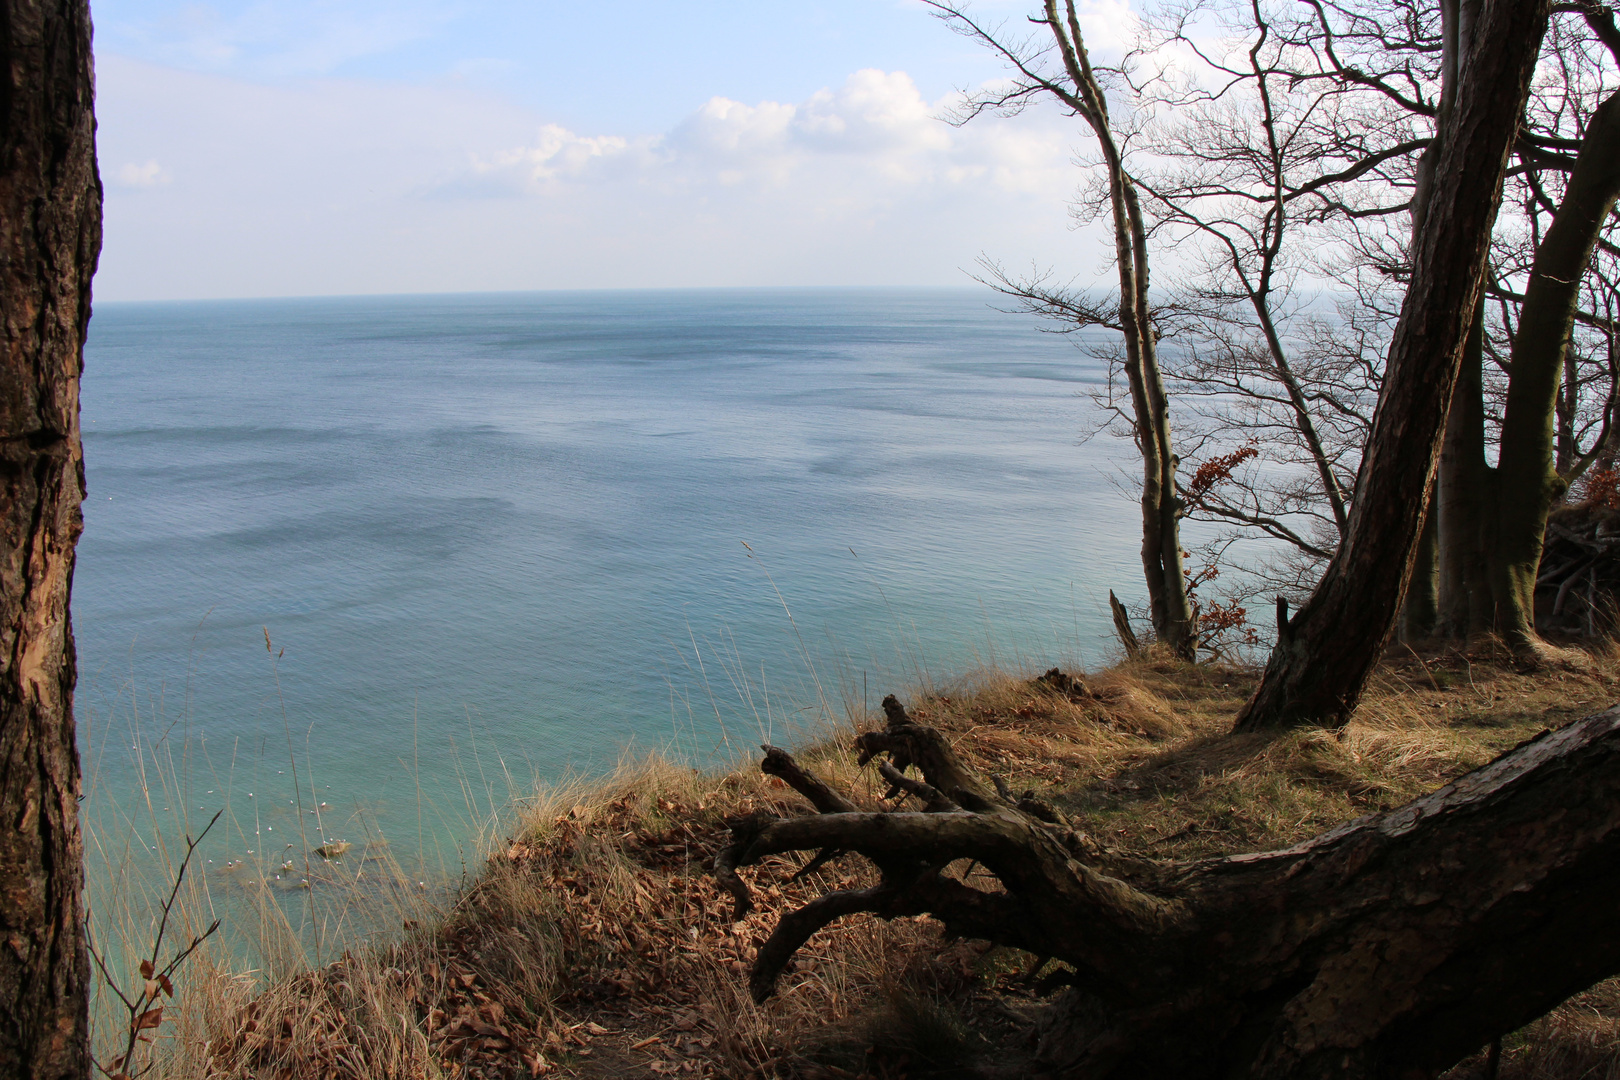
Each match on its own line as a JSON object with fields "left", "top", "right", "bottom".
{"left": 1074, "top": 0, "right": 1141, "bottom": 53}
{"left": 93, "top": 55, "right": 1113, "bottom": 301}
{"left": 112, "top": 160, "right": 172, "bottom": 188}
{"left": 469, "top": 125, "right": 650, "bottom": 188}
{"left": 462, "top": 69, "right": 1065, "bottom": 197}
{"left": 794, "top": 69, "right": 949, "bottom": 152}
{"left": 675, "top": 97, "right": 798, "bottom": 159}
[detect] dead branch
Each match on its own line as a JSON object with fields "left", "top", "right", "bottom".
{"left": 716, "top": 695, "right": 1620, "bottom": 1079}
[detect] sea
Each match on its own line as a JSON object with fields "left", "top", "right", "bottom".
{"left": 74, "top": 287, "right": 1140, "bottom": 912}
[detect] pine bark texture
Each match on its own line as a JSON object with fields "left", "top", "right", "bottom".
{"left": 0, "top": 1, "right": 100, "bottom": 1077}
{"left": 723, "top": 698, "right": 1620, "bottom": 1080}
{"left": 1235, "top": 0, "right": 1549, "bottom": 730}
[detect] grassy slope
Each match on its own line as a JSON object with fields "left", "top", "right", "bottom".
{"left": 168, "top": 647, "right": 1620, "bottom": 1080}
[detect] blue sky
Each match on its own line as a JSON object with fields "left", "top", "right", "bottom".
{"left": 93, "top": 0, "right": 1130, "bottom": 300}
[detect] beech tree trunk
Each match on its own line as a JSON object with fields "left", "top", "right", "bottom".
{"left": 1037, "top": 0, "right": 1195, "bottom": 660}
{"left": 0, "top": 2, "right": 100, "bottom": 1078}
{"left": 931, "top": 0, "right": 1195, "bottom": 659}
{"left": 1487, "top": 83, "right": 1620, "bottom": 654}
{"left": 1234, "top": 0, "right": 1548, "bottom": 730}
{"left": 722, "top": 697, "right": 1620, "bottom": 1079}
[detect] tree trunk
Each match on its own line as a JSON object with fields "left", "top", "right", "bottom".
{"left": 936, "top": 0, "right": 1195, "bottom": 660}
{"left": 1557, "top": 333, "right": 1579, "bottom": 477}
{"left": 723, "top": 697, "right": 1620, "bottom": 1080}
{"left": 1124, "top": 199, "right": 1195, "bottom": 662}
{"left": 0, "top": 2, "right": 100, "bottom": 1078}
{"left": 1438, "top": 301, "right": 1493, "bottom": 640}
{"left": 1037, "top": 0, "right": 1195, "bottom": 660}
{"left": 1398, "top": 16, "right": 1454, "bottom": 651}
{"left": 1401, "top": 479, "right": 1439, "bottom": 642}
{"left": 1234, "top": 0, "right": 1548, "bottom": 730}
{"left": 1487, "top": 86, "right": 1620, "bottom": 655}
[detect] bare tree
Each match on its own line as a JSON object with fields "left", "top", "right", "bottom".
{"left": 1127, "top": 0, "right": 1427, "bottom": 560}
{"left": 0, "top": 1, "right": 101, "bottom": 1076}
{"left": 962, "top": 0, "right": 1444, "bottom": 656}
{"left": 931, "top": 0, "right": 1198, "bottom": 660}
{"left": 1471, "top": 7, "right": 1620, "bottom": 654}
{"left": 1120, "top": 0, "right": 1620, "bottom": 664}
{"left": 1301, "top": 1, "right": 1620, "bottom": 654}
{"left": 1237, "top": 0, "right": 1550, "bottom": 729}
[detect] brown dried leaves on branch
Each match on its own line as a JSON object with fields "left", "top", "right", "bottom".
{"left": 1184, "top": 442, "right": 1260, "bottom": 509}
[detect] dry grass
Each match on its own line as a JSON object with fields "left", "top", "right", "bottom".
{"left": 137, "top": 643, "right": 1620, "bottom": 1080}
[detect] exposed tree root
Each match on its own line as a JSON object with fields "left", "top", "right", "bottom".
{"left": 717, "top": 695, "right": 1620, "bottom": 1079}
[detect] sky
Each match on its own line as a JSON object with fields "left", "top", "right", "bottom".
{"left": 91, "top": 0, "right": 1134, "bottom": 301}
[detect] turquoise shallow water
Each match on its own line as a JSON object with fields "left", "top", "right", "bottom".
{"left": 74, "top": 287, "right": 1138, "bottom": 878}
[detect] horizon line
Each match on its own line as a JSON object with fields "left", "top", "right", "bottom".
{"left": 93, "top": 282, "right": 1008, "bottom": 307}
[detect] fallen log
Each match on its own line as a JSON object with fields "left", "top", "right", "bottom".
{"left": 717, "top": 695, "right": 1620, "bottom": 1079}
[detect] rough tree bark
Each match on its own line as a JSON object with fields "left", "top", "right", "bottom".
{"left": 720, "top": 696, "right": 1620, "bottom": 1079}
{"left": 1234, "top": 0, "right": 1549, "bottom": 730}
{"left": 1399, "top": 0, "right": 1468, "bottom": 646}
{"left": 0, "top": 2, "right": 101, "bottom": 1078}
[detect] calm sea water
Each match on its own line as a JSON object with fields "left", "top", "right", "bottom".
{"left": 75, "top": 288, "right": 1138, "bottom": 875}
